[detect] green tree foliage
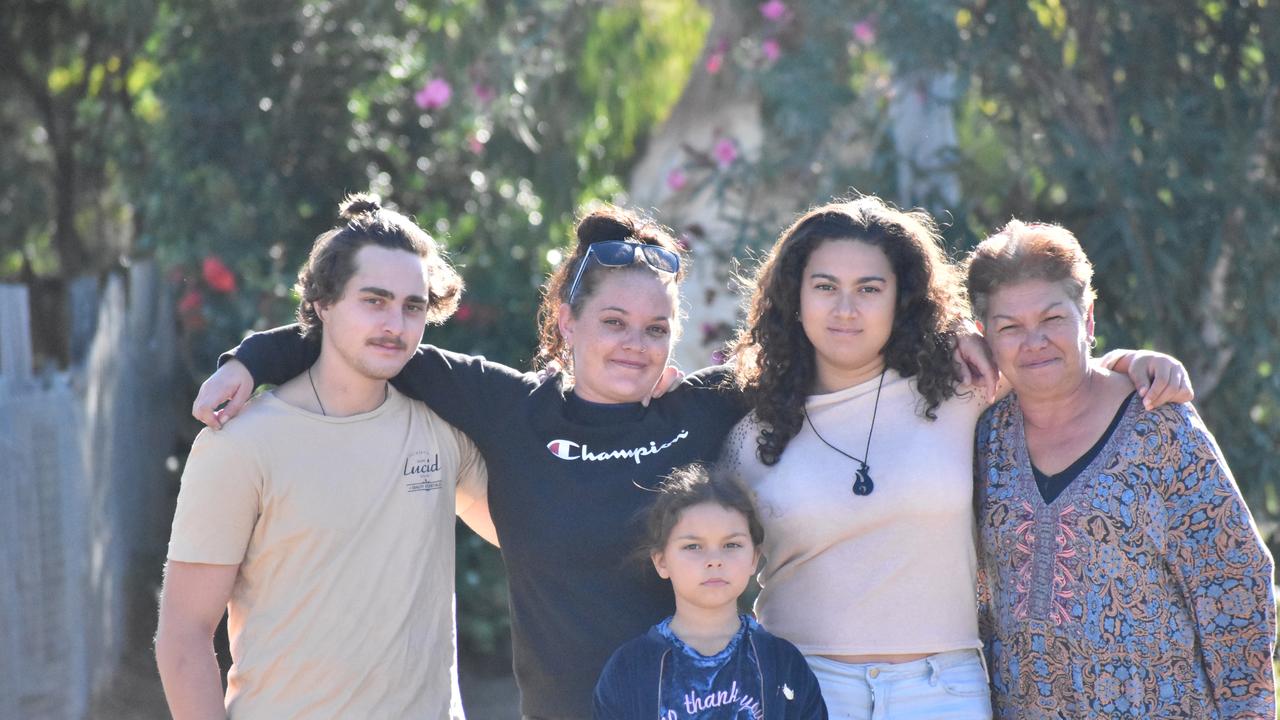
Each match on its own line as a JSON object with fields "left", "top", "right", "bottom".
{"left": 141, "top": 1, "right": 706, "bottom": 372}
{"left": 0, "top": 0, "right": 157, "bottom": 278}
{"left": 874, "top": 0, "right": 1280, "bottom": 518}
{"left": 0, "top": 0, "right": 160, "bottom": 365}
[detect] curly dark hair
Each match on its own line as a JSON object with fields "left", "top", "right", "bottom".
{"left": 295, "top": 193, "right": 462, "bottom": 340}
{"left": 534, "top": 204, "right": 686, "bottom": 370}
{"left": 731, "top": 196, "right": 969, "bottom": 466}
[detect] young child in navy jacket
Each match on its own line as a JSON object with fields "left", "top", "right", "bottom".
{"left": 593, "top": 464, "right": 827, "bottom": 719}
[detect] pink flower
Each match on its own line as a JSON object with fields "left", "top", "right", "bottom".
{"left": 201, "top": 256, "right": 237, "bottom": 294}
{"left": 705, "top": 51, "right": 724, "bottom": 75}
{"left": 454, "top": 303, "right": 473, "bottom": 323}
{"left": 760, "top": 0, "right": 788, "bottom": 22}
{"left": 711, "top": 350, "right": 727, "bottom": 365}
{"left": 472, "top": 83, "right": 496, "bottom": 105}
{"left": 666, "top": 168, "right": 688, "bottom": 191}
{"left": 414, "top": 78, "right": 453, "bottom": 110}
{"left": 852, "top": 19, "right": 877, "bottom": 44}
{"left": 761, "top": 38, "right": 781, "bottom": 62}
{"left": 713, "top": 138, "right": 738, "bottom": 168}
{"left": 467, "top": 134, "right": 486, "bottom": 154}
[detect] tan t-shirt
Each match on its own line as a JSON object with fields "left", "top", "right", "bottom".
{"left": 722, "top": 370, "right": 985, "bottom": 656}
{"left": 168, "top": 385, "right": 486, "bottom": 719}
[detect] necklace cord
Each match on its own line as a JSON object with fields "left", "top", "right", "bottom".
{"left": 306, "top": 367, "right": 389, "bottom": 417}
{"left": 307, "top": 366, "right": 327, "bottom": 416}
{"left": 803, "top": 370, "right": 886, "bottom": 489}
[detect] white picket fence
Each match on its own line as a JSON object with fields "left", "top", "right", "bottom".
{"left": 0, "top": 262, "right": 179, "bottom": 719}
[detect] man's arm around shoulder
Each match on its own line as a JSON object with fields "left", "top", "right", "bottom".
{"left": 155, "top": 560, "right": 239, "bottom": 720}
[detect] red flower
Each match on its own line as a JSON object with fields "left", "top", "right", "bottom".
{"left": 178, "top": 289, "right": 204, "bottom": 314}
{"left": 178, "top": 289, "right": 206, "bottom": 332}
{"left": 202, "top": 255, "right": 237, "bottom": 294}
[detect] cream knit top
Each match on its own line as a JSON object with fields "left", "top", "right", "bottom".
{"left": 722, "top": 370, "right": 986, "bottom": 656}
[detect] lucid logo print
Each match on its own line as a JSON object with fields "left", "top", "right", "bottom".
{"left": 403, "top": 450, "right": 442, "bottom": 493}
{"left": 545, "top": 429, "right": 690, "bottom": 465}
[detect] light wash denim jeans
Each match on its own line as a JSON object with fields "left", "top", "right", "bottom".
{"left": 806, "top": 649, "right": 992, "bottom": 719}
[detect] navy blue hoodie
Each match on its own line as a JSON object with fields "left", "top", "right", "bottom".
{"left": 593, "top": 615, "right": 827, "bottom": 719}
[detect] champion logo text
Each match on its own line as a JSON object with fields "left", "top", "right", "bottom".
{"left": 545, "top": 429, "right": 690, "bottom": 465}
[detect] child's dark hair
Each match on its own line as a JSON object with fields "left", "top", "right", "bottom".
{"left": 642, "top": 464, "right": 765, "bottom": 558}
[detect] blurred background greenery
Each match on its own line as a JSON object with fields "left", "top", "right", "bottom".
{"left": 3, "top": 0, "right": 1277, "bottom": 673}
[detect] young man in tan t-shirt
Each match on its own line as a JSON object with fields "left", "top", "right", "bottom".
{"left": 155, "top": 195, "right": 495, "bottom": 719}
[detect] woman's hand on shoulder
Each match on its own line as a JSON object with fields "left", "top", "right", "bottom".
{"left": 643, "top": 365, "right": 685, "bottom": 406}
{"left": 1099, "top": 349, "right": 1194, "bottom": 410}
{"left": 192, "top": 359, "right": 255, "bottom": 429}
{"left": 954, "top": 330, "right": 999, "bottom": 404}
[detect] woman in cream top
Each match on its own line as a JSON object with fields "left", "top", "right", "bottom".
{"left": 723, "top": 369, "right": 984, "bottom": 658}
{"left": 725, "top": 197, "right": 1188, "bottom": 719}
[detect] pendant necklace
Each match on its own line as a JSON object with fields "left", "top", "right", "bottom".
{"left": 803, "top": 369, "right": 885, "bottom": 496}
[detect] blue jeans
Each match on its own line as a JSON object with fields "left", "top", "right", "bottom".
{"left": 806, "top": 649, "right": 992, "bottom": 719}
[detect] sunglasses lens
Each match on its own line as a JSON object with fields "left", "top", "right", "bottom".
{"left": 639, "top": 246, "right": 680, "bottom": 274}
{"left": 589, "top": 241, "right": 639, "bottom": 266}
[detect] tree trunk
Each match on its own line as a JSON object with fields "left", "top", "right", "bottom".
{"left": 52, "top": 124, "right": 87, "bottom": 276}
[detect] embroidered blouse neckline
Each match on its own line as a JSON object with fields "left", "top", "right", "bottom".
{"left": 1008, "top": 392, "right": 1144, "bottom": 509}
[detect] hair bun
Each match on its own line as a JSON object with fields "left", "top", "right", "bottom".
{"left": 576, "top": 208, "right": 635, "bottom": 246}
{"left": 339, "top": 193, "right": 382, "bottom": 220}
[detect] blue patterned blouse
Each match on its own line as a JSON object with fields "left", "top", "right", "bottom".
{"left": 976, "top": 395, "right": 1275, "bottom": 719}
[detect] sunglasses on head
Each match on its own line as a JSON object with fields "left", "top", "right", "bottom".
{"left": 565, "top": 240, "right": 681, "bottom": 305}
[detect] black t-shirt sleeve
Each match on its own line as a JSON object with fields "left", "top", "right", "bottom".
{"left": 392, "top": 345, "right": 533, "bottom": 436}
{"left": 219, "top": 323, "right": 319, "bottom": 383}
{"left": 680, "top": 364, "right": 737, "bottom": 391}
{"left": 674, "top": 364, "right": 749, "bottom": 424}
{"left": 220, "top": 323, "right": 533, "bottom": 437}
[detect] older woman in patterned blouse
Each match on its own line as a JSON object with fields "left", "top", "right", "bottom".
{"left": 965, "top": 220, "right": 1276, "bottom": 719}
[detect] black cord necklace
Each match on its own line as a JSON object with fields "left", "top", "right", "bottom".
{"left": 307, "top": 366, "right": 387, "bottom": 416}
{"left": 803, "top": 369, "right": 886, "bottom": 496}
{"left": 307, "top": 366, "right": 327, "bottom": 416}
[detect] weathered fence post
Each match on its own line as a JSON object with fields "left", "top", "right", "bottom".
{"left": 0, "top": 263, "right": 179, "bottom": 718}
{"left": 0, "top": 284, "right": 33, "bottom": 387}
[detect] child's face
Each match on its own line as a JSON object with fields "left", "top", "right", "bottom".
{"left": 651, "top": 502, "right": 759, "bottom": 613}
